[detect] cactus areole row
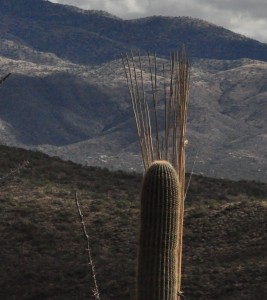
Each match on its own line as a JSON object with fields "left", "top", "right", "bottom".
{"left": 137, "top": 160, "right": 180, "bottom": 300}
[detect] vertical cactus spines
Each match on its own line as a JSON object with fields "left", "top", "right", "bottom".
{"left": 137, "top": 160, "right": 179, "bottom": 300}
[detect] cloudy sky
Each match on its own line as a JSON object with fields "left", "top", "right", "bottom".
{"left": 50, "top": 0, "right": 267, "bottom": 43}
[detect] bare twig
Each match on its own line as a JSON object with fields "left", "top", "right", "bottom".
{"left": 0, "top": 73, "right": 11, "bottom": 85}
{"left": 176, "top": 46, "right": 191, "bottom": 298}
{"left": 184, "top": 149, "right": 199, "bottom": 200}
{"left": 75, "top": 191, "right": 100, "bottom": 300}
{"left": 0, "top": 160, "right": 29, "bottom": 186}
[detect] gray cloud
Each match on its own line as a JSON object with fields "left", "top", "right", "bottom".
{"left": 50, "top": 0, "right": 267, "bottom": 43}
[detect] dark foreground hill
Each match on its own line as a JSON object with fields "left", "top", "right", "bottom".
{"left": 0, "top": 145, "right": 266, "bottom": 299}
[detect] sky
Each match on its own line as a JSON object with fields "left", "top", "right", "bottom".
{"left": 49, "top": 0, "right": 267, "bottom": 43}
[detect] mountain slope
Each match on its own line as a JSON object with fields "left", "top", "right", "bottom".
{"left": 0, "top": 0, "right": 267, "bottom": 182}
{"left": 1, "top": 0, "right": 267, "bottom": 64}
{"left": 0, "top": 71, "right": 128, "bottom": 145}
{"left": 0, "top": 54, "right": 267, "bottom": 181}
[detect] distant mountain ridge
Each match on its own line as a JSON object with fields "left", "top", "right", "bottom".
{"left": 1, "top": 0, "right": 267, "bottom": 64}
{"left": 0, "top": 0, "right": 267, "bottom": 182}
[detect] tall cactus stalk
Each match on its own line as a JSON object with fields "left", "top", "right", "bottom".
{"left": 122, "top": 46, "right": 190, "bottom": 300}
{"left": 138, "top": 160, "right": 179, "bottom": 300}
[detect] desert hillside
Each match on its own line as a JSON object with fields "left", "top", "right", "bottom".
{"left": 0, "top": 145, "right": 266, "bottom": 299}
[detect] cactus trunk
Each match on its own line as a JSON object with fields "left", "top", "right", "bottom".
{"left": 137, "top": 160, "right": 179, "bottom": 300}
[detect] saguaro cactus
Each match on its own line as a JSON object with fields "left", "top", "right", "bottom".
{"left": 137, "top": 160, "right": 179, "bottom": 300}
{"left": 122, "top": 47, "right": 190, "bottom": 299}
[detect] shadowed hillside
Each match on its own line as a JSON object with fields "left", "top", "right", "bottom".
{"left": 0, "top": 145, "right": 266, "bottom": 299}
{"left": 0, "top": 56, "right": 267, "bottom": 182}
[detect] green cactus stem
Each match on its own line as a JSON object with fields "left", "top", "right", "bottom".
{"left": 137, "top": 160, "right": 179, "bottom": 300}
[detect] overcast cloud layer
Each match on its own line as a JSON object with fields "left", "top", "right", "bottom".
{"left": 50, "top": 0, "right": 267, "bottom": 43}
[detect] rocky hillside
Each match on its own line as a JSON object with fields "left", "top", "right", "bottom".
{"left": 0, "top": 55, "right": 266, "bottom": 181}
{"left": 0, "top": 0, "right": 266, "bottom": 182}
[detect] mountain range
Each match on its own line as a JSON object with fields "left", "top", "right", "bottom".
{"left": 0, "top": 0, "right": 266, "bottom": 181}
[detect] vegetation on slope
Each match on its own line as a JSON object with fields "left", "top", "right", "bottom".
{"left": 0, "top": 145, "right": 266, "bottom": 299}
{"left": 1, "top": 0, "right": 267, "bottom": 64}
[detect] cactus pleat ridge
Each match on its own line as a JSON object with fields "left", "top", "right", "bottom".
{"left": 137, "top": 160, "right": 179, "bottom": 300}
